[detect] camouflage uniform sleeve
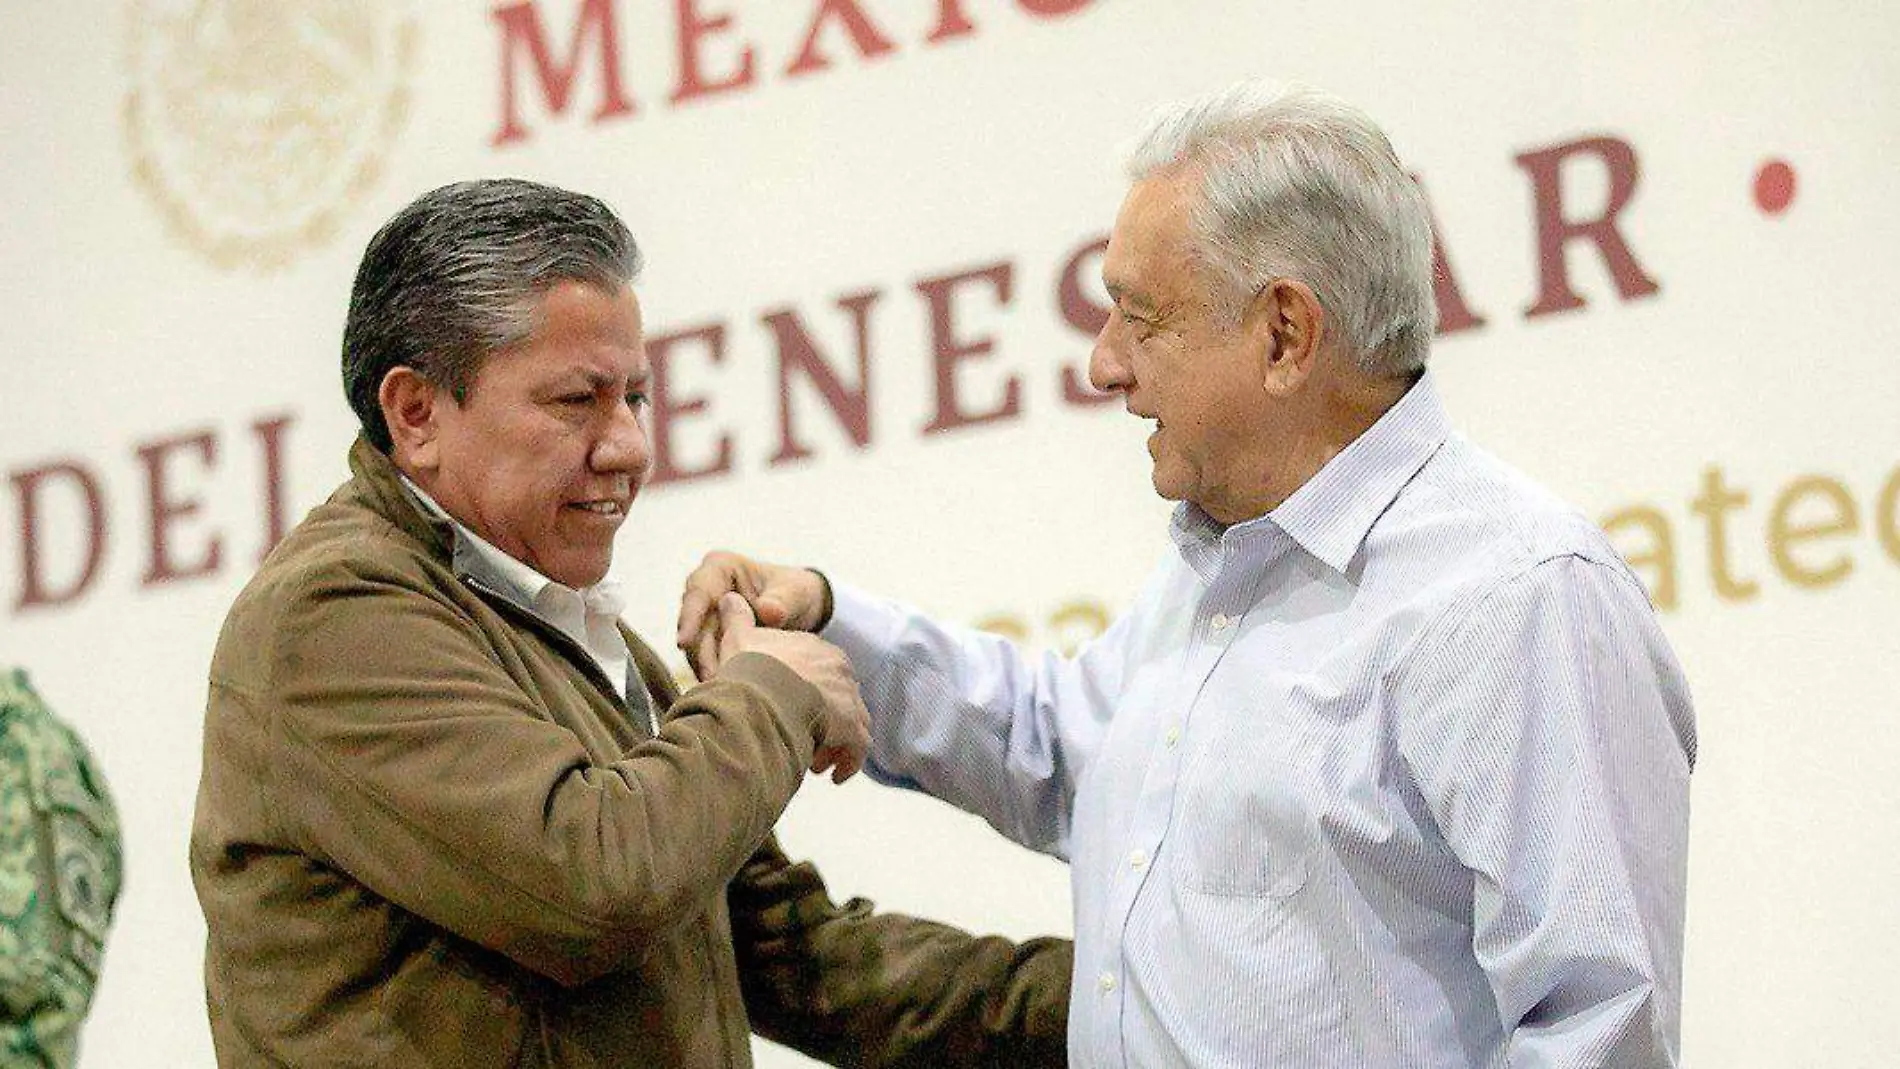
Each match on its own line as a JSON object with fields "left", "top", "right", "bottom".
{"left": 0, "top": 670, "right": 123, "bottom": 1069}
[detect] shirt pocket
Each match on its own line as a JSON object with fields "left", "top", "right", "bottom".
{"left": 1172, "top": 723, "right": 1316, "bottom": 899}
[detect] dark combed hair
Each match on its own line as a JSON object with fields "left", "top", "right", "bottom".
{"left": 340, "top": 178, "right": 642, "bottom": 451}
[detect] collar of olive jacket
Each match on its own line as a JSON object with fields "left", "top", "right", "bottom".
{"left": 340, "top": 435, "right": 660, "bottom": 721}
{"left": 347, "top": 435, "right": 460, "bottom": 558}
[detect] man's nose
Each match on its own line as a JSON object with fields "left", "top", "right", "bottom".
{"left": 593, "top": 400, "right": 652, "bottom": 480}
{"left": 1088, "top": 331, "right": 1131, "bottom": 394}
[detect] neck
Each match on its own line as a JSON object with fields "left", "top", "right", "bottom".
{"left": 1207, "top": 367, "right": 1415, "bottom": 525}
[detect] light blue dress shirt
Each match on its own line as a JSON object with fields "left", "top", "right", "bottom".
{"left": 825, "top": 372, "right": 1696, "bottom": 1068}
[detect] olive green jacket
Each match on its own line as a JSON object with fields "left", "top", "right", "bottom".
{"left": 191, "top": 439, "right": 1069, "bottom": 1067}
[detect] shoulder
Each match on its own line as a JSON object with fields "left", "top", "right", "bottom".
{"left": 0, "top": 667, "right": 49, "bottom": 723}
{"left": 212, "top": 488, "right": 465, "bottom": 691}
{"left": 0, "top": 672, "right": 109, "bottom": 793}
{"left": 1369, "top": 437, "right": 1660, "bottom": 668}
{"left": 0, "top": 672, "right": 122, "bottom": 954}
{"left": 1396, "top": 435, "right": 1639, "bottom": 586}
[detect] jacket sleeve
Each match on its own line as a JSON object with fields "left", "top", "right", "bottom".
{"left": 234, "top": 556, "right": 824, "bottom": 987}
{"left": 729, "top": 836, "right": 1072, "bottom": 1068}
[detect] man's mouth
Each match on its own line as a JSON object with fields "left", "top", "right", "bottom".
{"left": 571, "top": 499, "right": 628, "bottom": 518}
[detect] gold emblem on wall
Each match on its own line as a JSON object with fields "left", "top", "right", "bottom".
{"left": 123, "top": 0, "right": 417, "bottom": 270}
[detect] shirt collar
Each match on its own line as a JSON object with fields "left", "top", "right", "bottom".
{"left": 1170, "top": 369, "right": 1450, "bottom": 578}
{"left": 397, "top": 476, "right": 625, "bottom": 619}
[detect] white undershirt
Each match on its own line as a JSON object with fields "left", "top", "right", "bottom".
{"left": 399, "top": 476, "right": 631, "bottom": 702}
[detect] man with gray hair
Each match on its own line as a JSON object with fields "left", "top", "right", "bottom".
{"left": 680, "top": 83, "right": 1697, "bottom": 1067}
{"left": 191, "top": 178, "right": 1070, "bottom": 1067}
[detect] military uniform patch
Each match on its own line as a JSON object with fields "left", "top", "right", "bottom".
{"left": 0, "top": 670, "right": 123, "bottom": 1069}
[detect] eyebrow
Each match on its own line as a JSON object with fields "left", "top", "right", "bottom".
{"left": 572, "top": 368, "right": 620, "bottom": 389}
{"left": 1104, "top": 279, "right": 1159, "bottom": 318}
{"left": 534, "top": 369, "right": 613, "bottom": 398}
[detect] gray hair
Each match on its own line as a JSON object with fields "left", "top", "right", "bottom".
{"left": 342, "top": 178, "right": 642, "bottom": 452}
{"left": 1126, "top": 82, "right": 1437, "bottom": 377}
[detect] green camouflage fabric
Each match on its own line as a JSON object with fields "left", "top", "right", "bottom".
{"left": 0, "top": 670, "right": 121, "bottom": 1069}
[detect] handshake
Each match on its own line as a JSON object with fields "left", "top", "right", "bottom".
{"left": 674, "top": 552, "right": 866, "bottom": 784}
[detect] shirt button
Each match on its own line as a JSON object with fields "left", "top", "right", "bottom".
{"left": 1098, "top": 973, "right": 1117, "bottom": 993}
{"left": 1210, "top": 612, "right": 1233, "bottom": 631}
{"left": 1163, "top": 727, "right": 1180, "bottom": 748}
{"left": 1128, "top": 849, "right": 1147, "bottom": 869}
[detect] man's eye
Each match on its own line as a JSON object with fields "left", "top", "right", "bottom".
{"left": 558, "top": 393, "right": 593, "bottom": 406}
{"left": 1116, "top": 305, "right": 1157, "bottom": 340}
{"left": 625, "top": 390, "right": 649, "bottom": 410}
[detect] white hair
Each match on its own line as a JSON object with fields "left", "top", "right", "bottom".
{"left": 1125, "top": 81, "right": 1437, "bottom": 377}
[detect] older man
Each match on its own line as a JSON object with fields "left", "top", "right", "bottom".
{"left": 190, "top": 179, "right": 1069, "bottom": 1068}
{"left": 680, "top": 84, "right": 1697, "bottom": 1067}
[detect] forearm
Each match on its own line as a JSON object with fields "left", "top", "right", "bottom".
{"left": 823, "top": 584, "right": 1100, "bottom": 857}
{"left": 732, "top": 839, "right": 1071, "bottom": 1068}
{"left": 254, "top": 569, "right": 830, "bottom": 985}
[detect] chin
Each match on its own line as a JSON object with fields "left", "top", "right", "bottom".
{"left": 1149, "top": 469, "right": 1190, "bottom": 505}
{"left": 551, "top": 558, "right": 612, "bottom": 589}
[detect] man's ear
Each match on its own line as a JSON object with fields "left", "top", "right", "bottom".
{"left": 1248, "top": 278, "right": 1327, "bottom": 396}
{"left": 378, "top": 367, "right": 444, "bottom": 472}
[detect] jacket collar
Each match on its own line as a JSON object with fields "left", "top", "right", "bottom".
{"left": 345, "top": 435, "right": 457, "bottom": 563}
{"left": 344, "top": 436, "right": 658, "bottom": 721}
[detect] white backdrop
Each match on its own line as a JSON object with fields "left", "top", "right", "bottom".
{"left": 4, "top": 2, "right": 1897, "bottom": 1066}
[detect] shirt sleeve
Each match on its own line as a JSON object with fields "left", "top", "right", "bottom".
{"left": 822, "top": 583, "right": 1130, "bottom": 860}
{"left": 226, "top": 557, "right": 826, "bottom": 988}
{"left": 729, "top": 835, "right": 1071, "bottom": 1067}
{"left": 1391, "top": 554, "right": 1696, "bottom": 1068}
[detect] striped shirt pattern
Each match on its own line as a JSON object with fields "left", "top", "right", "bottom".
{"left": 827, "top": 372, "right": 1696, "bottom": 1067}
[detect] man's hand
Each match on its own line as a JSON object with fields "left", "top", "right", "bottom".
{"left": 677, "top": 551, "right": 828, "bottom": 679}
{"left": 711, "top": 593, "right": 868, "bottom": 784}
